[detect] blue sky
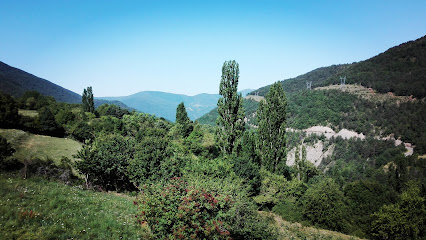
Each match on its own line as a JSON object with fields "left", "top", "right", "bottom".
{"left": 1, "top": 1, "right": 425, "bottom": 97}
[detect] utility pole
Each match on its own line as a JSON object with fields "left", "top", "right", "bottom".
{"left": 306, "top": 81, "right": 312, "bottom": 90}
{"left": 340, "top": 76, "right": 346, "bottom": 89}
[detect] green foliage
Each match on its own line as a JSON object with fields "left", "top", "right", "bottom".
{"left": 55, "top": 109, "right": 76, "bottom": 126}
{"left": 326, "top": 36, "right": 426, "bottom": 98}
{"left": 239, "top": 130, "right": 261, "bottom": 165}
{"left": 257, "top": 82, "right": 287, "bottom": 173}
{"left": 136, "top": 177, "right": 233, "bottom": 239}
{"left": 70, "top": 121, "right": 93, "bottom": 142}
{"left": 81, "top": 86, "right": 95, "bottom": 113}
{"left": 216, "top": 60, "right": 245, "bottom": 155}
{"left": 175, "top": 102, "right": 193, "bottom": 137}
{"left": 184, "top": 124, "right": 205, "bottom": 155}
{"left": 176, "top": 102, "right": 189, "bottom": 124}
{"left": 0, "top": 135, "right": 15, "bottom": 167}
{"left": 96, "top": 103, "right": 129, "bottom": 119}
{"left": 0, "top": 92, "right": 20, "bottom": 128}
{"left": 301, "top": 177, "right": 348, "bottom": 231}
{"left": 253, "top": 36, "right": 426, "bottom": 98}
{"left": 344, "top": 180, "right": 396, "bottom": 237}
{"left": 38, "top": 107, "right": 64, "bottom": 137}
{"left": 127, "top": 128, "right": 171, "bottom": 185}
{"left": 294, "top": 145, "right": 319, "bottom": 183}
{"left": 252, "top": 64, "right": 349, "bottom": 96}
{"left": 19, "top": 90, "right": 57, "bottom": 110}
{"left": 371, "top": 181, "right": 425, "bottom": 240}
{"left": 75, "top": 133, "right": 135, "bottom": 191}
{"left": 231, "top": 156, "right": 261, "bottom": 196}
{"left": 254, "top": 169, "right": 288, "bottom": 209}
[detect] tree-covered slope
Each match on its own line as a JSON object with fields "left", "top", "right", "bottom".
{"left": 252, "top": 35, "right": 426, "bottom": 98}
{"left": 251, "top": 64, "right": 351, "bottom": 96}
{"left": 325, "top": 35, "right": 426, "bottom": 98}
{"left": 0, "top": 61, "right": 81, "bottom": 103}
{"left": 0, "top": 61, "right": 132, "bottom": 110}
{"left": 198, "top": 89, "right": 426, "bottom": 154}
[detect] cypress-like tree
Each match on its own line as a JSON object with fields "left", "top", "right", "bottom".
{"left": 176, "top": 102, "right": 190, "bottom": 124}
{"left": 216, "top": 60, "right": 245, "bottom": 155}
{"left": 82, "top": 86, "right": 95, "bottom": 113}
{"left": 175, "top": 102, "right": 192, "bottom": 137}
{"left": 257, "top": 82, "right": 287, "bottom": 173}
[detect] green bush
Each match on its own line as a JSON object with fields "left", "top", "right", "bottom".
{"left": 301, "top": 177, "right": 348, "bottom": 232}
{"left": 135, "top": 177, "right": 233, "bottom": 239}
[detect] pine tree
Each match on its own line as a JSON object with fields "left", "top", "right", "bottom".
{"left": 215, "top": 60, "right": 245, "bottom": 155}
{"left": 257, "top": 82, "right": 287, "bottom": 173}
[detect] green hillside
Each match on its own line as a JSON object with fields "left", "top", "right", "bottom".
{"left": 252, "top": 35, "right": 426, "bottom": 98}
{"left": 325, "top": 35, "right": 426, "bottom": 98}
{"left": 0, "top": 61, "right": 81, "bottom": 103}
{"left": 0, "top": 61, "right": 131, "bottom": 110}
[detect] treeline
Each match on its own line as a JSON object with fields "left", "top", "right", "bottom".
{"left": 0, "top": 90, "right": 131, "bottom": 141}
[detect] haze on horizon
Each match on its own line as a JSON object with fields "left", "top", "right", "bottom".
{"left": 1, "top": 0, "right": 425, "bottom": 97}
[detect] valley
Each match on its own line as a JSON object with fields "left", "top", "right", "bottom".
{"left": 0, "top": 35, "right": 425, "bottom": 239}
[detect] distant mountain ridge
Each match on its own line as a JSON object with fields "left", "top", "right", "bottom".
{"left": 99, "top": 89, "right": 254, "bottom": 121}
{"left": 99, "top": 91, "right": 221, "bottom": 121}
{"left": 0, "top": 61, "right": 131, "bottom": 110}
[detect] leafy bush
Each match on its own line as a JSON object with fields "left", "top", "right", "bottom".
{"left": 301, "top": 177, "right": 348, "bottom": 232}
{"left": 370, "top": 181, "right": 425, "bottom": 240}
{"left": 75, "top": 133, "right": 135, "bottom": 191}
{"left": 135, "top": 177, "right": 233, "bottom": 239}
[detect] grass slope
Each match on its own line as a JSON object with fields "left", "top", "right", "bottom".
{"left": 0, "top": 129, "right": 82, "bottom": 165}
{"left": 0, "top": 173, "right": 149, "bottom": 239}
{"left": 261, "top": 212, "right": 363, "bottom": 240}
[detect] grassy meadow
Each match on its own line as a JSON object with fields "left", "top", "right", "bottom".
{"left": 0, "top": 129, "right": 82, "bottom": 165}
{"left": 0, "top": 172, "right": 150, "bottom": 239}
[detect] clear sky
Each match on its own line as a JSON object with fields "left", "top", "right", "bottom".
{"left": 1, "top": 0, "right": 425, "bottom": 97}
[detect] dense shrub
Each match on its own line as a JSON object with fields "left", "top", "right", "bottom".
{"left": 135, "top": 177, "right": 233, "bottom": 239}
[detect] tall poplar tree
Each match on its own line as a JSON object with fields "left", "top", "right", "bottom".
{"left": 216, "top": 60, "right": 245, "bottom": 155}
{"left": 257, "top": 82, "right": 287, "bottom": 173}
{"left": 82, "top": 86, "right": 95, "bottom": 113}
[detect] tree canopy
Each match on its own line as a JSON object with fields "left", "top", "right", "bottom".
{"left": 215, "top": 60, "right": 245, "bottom": 155}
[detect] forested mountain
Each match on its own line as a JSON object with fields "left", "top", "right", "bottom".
{"left": 0, "top": 61, "right": 131, "bottom": 110}
{"left": 252, "top": 35, "right": 426, "bottom": 98}
{"left": 0, "top": 61, "right": 81, "bottom": 103}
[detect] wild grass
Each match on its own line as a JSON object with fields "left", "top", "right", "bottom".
{"left": 0, "top": 128, "right": 82, "bottom": 166}
{"left": 0, "top": 172, "right": 150, "bottom": 239}
{"left": 260, "top": 212, "right": 364, "bottom": 240}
